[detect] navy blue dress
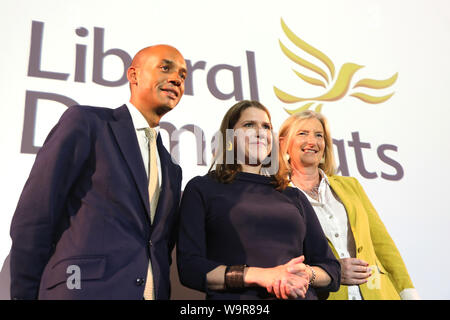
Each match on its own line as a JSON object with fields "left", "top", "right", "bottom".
{"left": 176, "top": 172, "right": 340, "bottom": 300}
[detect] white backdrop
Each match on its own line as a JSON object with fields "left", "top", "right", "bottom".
{"left": 1, "top": 0, "right": 449, "bottom": 299}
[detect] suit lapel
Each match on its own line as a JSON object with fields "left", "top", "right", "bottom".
{"left": 109, "top": 105, "right": 151, "bottom": 217}
{"left": 152, "top": 135, "right": 172, "bottom": 226}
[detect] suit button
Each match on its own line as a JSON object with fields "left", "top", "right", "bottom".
{"left": 136, "top": 278, "right": 145, "bottom": 286}
{"left": 149, "top": 240, "right": 153, "bottom": 247}
{"left": 357, "top": 246, "right": 363, "bottom": 253}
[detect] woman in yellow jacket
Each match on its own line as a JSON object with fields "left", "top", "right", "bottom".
{"left": 277, "top": 110, "right": 419, "bottom": 300}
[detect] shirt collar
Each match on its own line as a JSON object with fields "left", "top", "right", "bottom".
{"left": 318, "top": 168, "right": 330, "bottom": 186}
{"left": 125, "top": 102, "right": 160, "bottom": 135}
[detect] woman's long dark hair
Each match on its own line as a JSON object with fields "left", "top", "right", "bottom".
{"left": 208, "top": 100, "right": 282, "bottom": 188}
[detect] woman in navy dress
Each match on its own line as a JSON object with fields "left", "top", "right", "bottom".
{"left": 176, "top": 100, "right": 340, "bottom": 299}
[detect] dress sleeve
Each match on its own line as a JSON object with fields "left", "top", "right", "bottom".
{"left": 176, "top": 177, "right": 222, "bottom": 293}
{"left": 297, "top": 190, "right": 341, "bottom": 293}
{"left": 9, "top": 106, "right": 92, "bottom": 299}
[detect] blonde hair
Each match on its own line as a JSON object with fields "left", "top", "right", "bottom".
{"left": 276, "top": 110, "right": 336, "bottom": 190}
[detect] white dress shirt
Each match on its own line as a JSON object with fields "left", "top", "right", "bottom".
{"left": 292, "top": 170, "right": 363, "bottom": 300}
{"left": 125, "top": 102, "right": 162, "bottom": 187}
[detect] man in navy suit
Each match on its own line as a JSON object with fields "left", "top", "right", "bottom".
{"left": 9, "top": 45, "right": 187, "bottom": 299}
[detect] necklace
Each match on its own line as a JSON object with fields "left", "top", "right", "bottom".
{"left": 291, "top": 167, "right": 321, "bottom": 201}
{"left": 304, "top": 183, "right": 320, "bottom": 201}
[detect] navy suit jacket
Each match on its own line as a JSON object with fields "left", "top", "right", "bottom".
{"left": 10, "top": 104, "right": 182, "bottom": 299}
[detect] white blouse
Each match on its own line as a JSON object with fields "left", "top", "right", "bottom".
{"left": 292, "top": 171, "right": 362, "bottom": 300}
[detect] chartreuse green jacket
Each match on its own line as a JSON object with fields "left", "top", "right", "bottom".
{"left": 326, "top": 175, "right": 416, "bottom": 300}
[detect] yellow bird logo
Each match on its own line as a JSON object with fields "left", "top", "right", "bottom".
{"left": 274, "top": 18, "right": 398, "bottom": 114}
